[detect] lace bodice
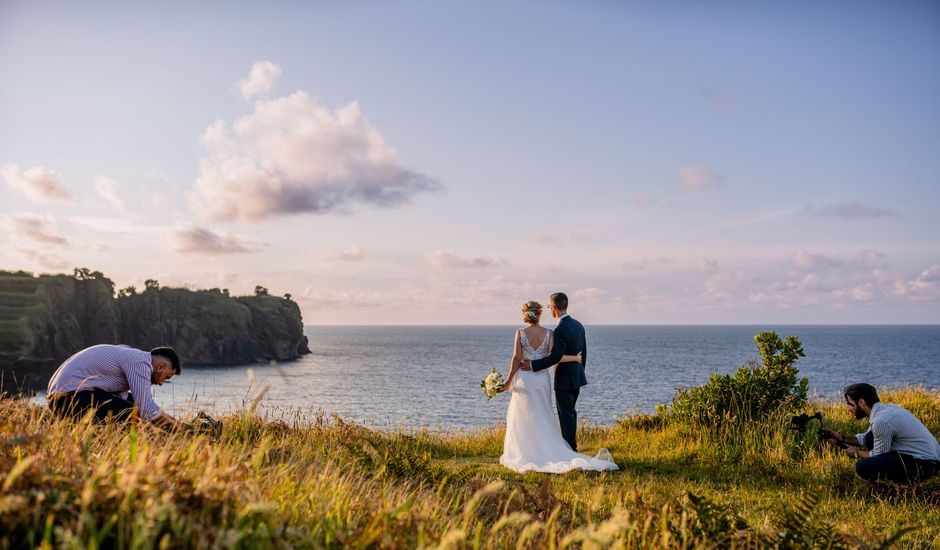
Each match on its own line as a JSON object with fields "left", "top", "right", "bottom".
{"left": 520, "top": 328, "right": 551, "bottom": 361}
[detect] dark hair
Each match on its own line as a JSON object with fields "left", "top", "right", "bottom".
{"left": 844, "top": 383, "right": 879, "bottom": 407}
{"left": 151, "top": 346, "right": 181, "bottom": 374}
{"left": 549, "top": 292, "right": 568, "bottom": 311}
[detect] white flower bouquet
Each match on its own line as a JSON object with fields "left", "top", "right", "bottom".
{"left": 480, "top": 368, "right": 505, "bottom": 399}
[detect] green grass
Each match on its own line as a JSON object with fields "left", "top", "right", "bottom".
{"left": 1, "top": 387, "right": 938, "bottom": 549}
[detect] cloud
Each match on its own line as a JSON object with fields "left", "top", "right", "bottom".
{"left": 322, "top": 244, "right": 366, "bottom": 261}
{"left": 171, "top": 225, "right": 262, "bottom": 255}
{"left": 2, "top": 213, "right": 68, "bottom": 245}
{"left": 1, "top": 163, "right": 74, "bottom": 202}
{"left": 896, "top": 265, "right": 940, "bottom": 304}
{"left": 804, "top": 201, "right": 899, "bottom": 220}
{"left": 790, "top": 250, "right": 886, "bottom": 273}
{"left": 237, "top": 61, "right": 282, "bottom": 102}
{"left": 17, "top": 247, "right": 69, "bottom": 270}
{"left": 427, "top": 251, "right": 509, "bottom": 269}
{"left": 191, "top": 69, "right": 439, "bottom": 223}
{"left": 678, "top": 166, "right": 724, "bottom": 191}
{"left": 702, "top": 87, "right": 737, "bottom": 112}
{"left": 571, "top": 287, "right": 623, "bottom": 308}
{"left": 94, "top": 175, "right": 127, "bottom": 211}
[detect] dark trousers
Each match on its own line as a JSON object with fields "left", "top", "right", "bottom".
{"left": 556, "top": 388, "right": 580, "bottom": 451}
{"left": 856, "top": 452, "right": 940, "bottom": 484}
{"left": 48, "top": 389, "right": 136, "bottom": 422}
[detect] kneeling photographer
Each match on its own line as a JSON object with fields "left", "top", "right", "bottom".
{"left": 822, "top": 383, "right": 940, "bottom": 484}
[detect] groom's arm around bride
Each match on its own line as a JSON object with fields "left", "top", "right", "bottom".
{"left": 519, "top": 293, "right": 587, "bottom": 451}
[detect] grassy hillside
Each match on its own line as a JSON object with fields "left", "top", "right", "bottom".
{"left": 1, "top": 387, "right": 937, "bottom": 548}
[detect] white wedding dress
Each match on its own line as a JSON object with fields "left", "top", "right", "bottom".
{"left": 499, "top": 327, "right": 618, "bottom": 474}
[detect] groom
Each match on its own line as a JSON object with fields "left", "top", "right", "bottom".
{"left": 519, "top": 292, "right": 587, "bottom": 451}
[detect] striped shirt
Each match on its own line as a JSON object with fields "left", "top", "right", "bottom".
{"left": 855, "top": 402, "right": 940, "bottom": 462}
{"left": 46, "top": 344, "right": 162, "bottom": 421}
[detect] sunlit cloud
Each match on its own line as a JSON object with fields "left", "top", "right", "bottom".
{"left": 172, "top": 225, "right": 262, "bottom": 255}
{"left": 2, "top": 212, "right": 68, "bottom": 245}
{"left": 678, "top": 166, "right": 724, "bottom": 191}
{"left": 1, "top": 163, "right": 74, "bottom": 202}
{"left": 896, "top": 265, "right": 940, "bottom": 305}
{"left": 191, "top": 64, "right": 439, "bottom": 223}
{"left": 427, "top": 251, "right": 509, "bottom": 269}
{"left": 94, "top": 175, "right": 127, "bottom": 211}
{"left": 322, "top": 244, "right": 366, "bottom": 261}
{"left": 804, "top": 201, "right": 899, "bottom": 220}
{"left": 237, "top": 60, "right": 282, "bottom": 102}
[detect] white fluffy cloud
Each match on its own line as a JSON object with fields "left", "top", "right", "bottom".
{"left": 94, "top": 175, "right": 127, "bottom": 211}
{"left": 237, "top": 61, "right": 282, "bottom": 102}
{"left": 2, "top": 213, "right": 68, "bottom": 245}
{"left": 427, "top": 251, "right": 509, "bottom": 269}
{"left": 191, "top": 66, "right": 439, "bottom": 222}
{"left": 804, "top": 201, "right": 898, "bottom": 220}
{"left": 1, "top": 163, "right": 74, "bottom": 202}
{"left": 172, "top": 225, "right": 261, "bottom": 255}
{"left": 678, "top": 166, "right": 724, "bottom": 190}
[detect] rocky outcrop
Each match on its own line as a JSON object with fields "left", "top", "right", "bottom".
{"left": 0, "top": 270, "right": 310, "bottom": 393}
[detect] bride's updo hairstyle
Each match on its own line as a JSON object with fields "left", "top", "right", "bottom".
{"left": 522, "top": 301, "right": 542, "bottom": 324}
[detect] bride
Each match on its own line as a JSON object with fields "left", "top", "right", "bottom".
{"left": 499, "top": 301, "right": 618, "bottom": 473}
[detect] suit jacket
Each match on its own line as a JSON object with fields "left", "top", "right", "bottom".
{"left": 531, "top": 315, "right": 588, "bottom": 390}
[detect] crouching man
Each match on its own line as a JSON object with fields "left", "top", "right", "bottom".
{"left": 46, "top": 344, "right": 183, "bottom": 430}
{"left": 823, "top": 383, "right": 940, "bottom": 484}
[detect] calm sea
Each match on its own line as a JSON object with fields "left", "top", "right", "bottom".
{"left": 148, "top": 325, "right": 940, "bottom": 429}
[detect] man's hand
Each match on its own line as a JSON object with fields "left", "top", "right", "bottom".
{"left": 518, "top": 360, "right": 532, "bottom": 371}
{"left": 842, "top": 445, "right": 860, "bottom": 459}
{"left": 821, "top": 429, "right": 843, "bottom": 445}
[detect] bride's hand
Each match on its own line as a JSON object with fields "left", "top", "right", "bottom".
{"left": 574, "top": 352, "right": 582, "bottom": 363}
{"left": 501, "top": 379, "right": 513, "bottom": 393}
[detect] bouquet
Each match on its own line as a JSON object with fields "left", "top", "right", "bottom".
{"left": 480, "top": 368, "right": 505, "bottom": 399}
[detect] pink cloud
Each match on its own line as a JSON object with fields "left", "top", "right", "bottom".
{"left": 1, "top": 164, "right": 74, "bottom": 202}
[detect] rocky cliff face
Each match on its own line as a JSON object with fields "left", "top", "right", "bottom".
{"left": 0, "top": 271, "right": 310, "bottom": 392}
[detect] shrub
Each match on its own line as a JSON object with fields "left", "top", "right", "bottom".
{"left": 668, "top": 331, "right": 809, "bottom": 428}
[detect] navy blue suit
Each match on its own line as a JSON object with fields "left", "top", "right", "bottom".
{"left": 530, "top": 315, "right": 587, "bottom": 451}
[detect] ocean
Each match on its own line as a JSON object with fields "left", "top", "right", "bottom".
{"left": 151, "top": 325, "right": 940, "bottom": 429}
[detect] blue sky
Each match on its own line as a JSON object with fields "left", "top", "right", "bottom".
{"left": 1, "top": 1, "right": 938, "bottom": 324}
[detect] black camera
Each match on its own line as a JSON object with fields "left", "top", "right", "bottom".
{"left": 188, "top": 411, "right": 223, "bottom": 435}
{"left": 789, "top": 412, "right": 847, "bottom": 449}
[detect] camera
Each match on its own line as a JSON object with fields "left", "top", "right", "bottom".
{"left": 188, "top": 411, "right": 223, "bottom": 435}
{"left": 789, "top": 412, "right": 847, "bottom": 449}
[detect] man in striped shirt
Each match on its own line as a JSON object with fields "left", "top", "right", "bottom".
{"left": 824, "top": 383, "right": 940, "bottom": 484}
{"left": 46, "top": 344, "right": 183, "bottom": 429}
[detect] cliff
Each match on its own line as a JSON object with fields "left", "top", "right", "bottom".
{"left": 0, "top": 270, "right": 310, "bottom": 393}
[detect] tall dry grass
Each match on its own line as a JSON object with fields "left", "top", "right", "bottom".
{"left": 1, "top": 386, "right": 938, "bottom": 548}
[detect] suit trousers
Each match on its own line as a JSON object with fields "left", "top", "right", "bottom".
{"left": 48, "top": 389, "right": 137, "bottom": 422}
{"left": 555, "top": 388, "right": 580, "bottom": 452}
{"left": 856, "top": 452, "right": 939, "bottom": 484}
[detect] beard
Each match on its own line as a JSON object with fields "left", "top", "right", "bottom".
{"left": 854, "top": 407, "right": 867, "bottom": 420}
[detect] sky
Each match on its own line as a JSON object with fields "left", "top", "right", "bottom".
{"left": 1, "top": 1, "right": 938, "bottom": 325}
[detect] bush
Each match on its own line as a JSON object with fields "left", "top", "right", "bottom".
{"left": 668, "top": 331, "right": 809, "bottom": 428}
